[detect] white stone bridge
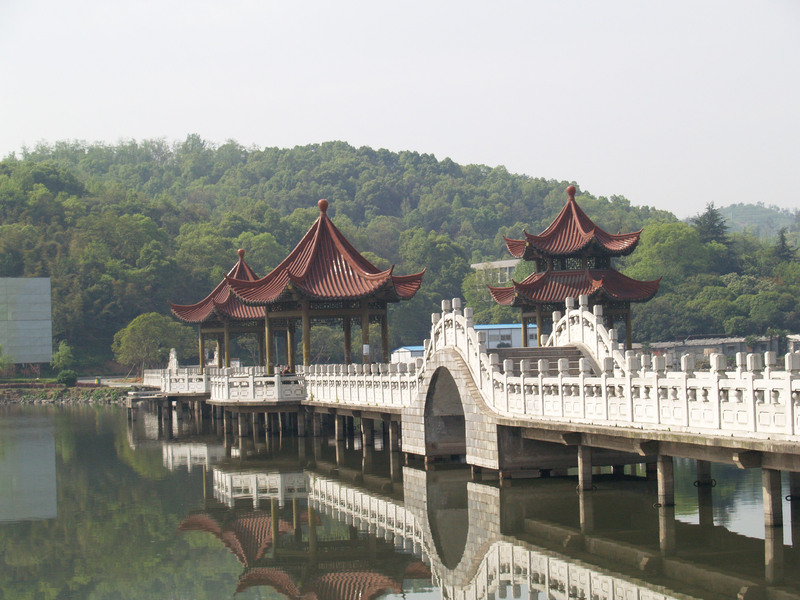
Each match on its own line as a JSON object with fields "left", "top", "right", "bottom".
{"left": 144, "top": 295, "right": 800, "bottom": 522}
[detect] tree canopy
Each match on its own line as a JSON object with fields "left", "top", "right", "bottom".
{"left": 1, "top": 136, "right": 798, "bottom": 365}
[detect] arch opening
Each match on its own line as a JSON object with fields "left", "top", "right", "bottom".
{"left": 424, "top": 367, "right": 466, "bottom": 458}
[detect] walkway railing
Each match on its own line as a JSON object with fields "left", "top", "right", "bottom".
{"left": 143, "top": 295, "right": 800, "bottom": 441}
{"left": 307, "top": 296, "right": 800, "bottom": 441}
{"left": 300, "top": 361, "right": 422, "bottom": 409}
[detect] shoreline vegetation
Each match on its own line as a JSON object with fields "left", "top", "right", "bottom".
{"left": 0, "top": 386, "right": 129, "bottom": 405}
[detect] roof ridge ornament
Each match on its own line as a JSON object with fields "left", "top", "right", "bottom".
{"left": 318, "top": 198, "right": 329, "bottom": 214}
{"left": 567, "top": 185, "right": 576, "bottom": 200}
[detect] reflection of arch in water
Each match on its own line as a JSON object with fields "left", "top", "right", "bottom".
{"left": 424, "top": 367, "right": 467, "bottom": 458}
{"left": 426, "top": 472, "right": 469, "bottom": 570}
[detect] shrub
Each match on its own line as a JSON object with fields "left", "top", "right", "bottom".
{"left": 57, "top": 370, "right": 78, "bottom": 387}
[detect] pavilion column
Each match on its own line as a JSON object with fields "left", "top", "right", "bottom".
{"left": 361, "top": 299, "right": 370, "bottom": 364}
{"left": 381, "top": 307, "right": 389, "bottom": 363}
{"left": 301, "top": 300, "right": 311, "bottom": 366}
{"left": 287, "top": 325, "right": 296, "bottom": 371}
{"left": 216, "top": 334, "right": 224, "bottom": 368}
{"left": 536, "top": 305, "right": 543, "bottom": 347}
{"left": 257, "top": 330, "right": 265, "bottom": 368}
{"left": 521, "top": 313, "right": 528, "bottom": 348}
{"left": 265, "top": 309, "right": 274, "bottom": 374}
{"left": 625, "top": 307, "right": 633, "bottom": 350}
{"left": 343, "top": 317, "right": 352, "bottom": 364}
{"left": 198, "top": 327, "right": 205, "bottom": 374}
{"left": 223, "top": 322, "right": 231, "bottom": 367}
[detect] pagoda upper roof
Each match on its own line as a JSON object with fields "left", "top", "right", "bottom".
{"left": 489, "top": 268, "right": 661, "bottom": 307}
{"left": 170, "top": 249, "right": 263, "bottom": 323}
{"left": 227, "top": 199, "right": 424, "bottom": 305}
{"left": 504, "top": 186, "right": 642, "bottom": 259}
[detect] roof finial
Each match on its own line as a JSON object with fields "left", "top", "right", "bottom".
{"left": 318, "top": 199, "right": 329, "bottom": 214}
{"left": 566, "top": 185, "right": 576, "bottom": 200}
{"left": 238, "top": 248, "right": 245, "bottom": 259}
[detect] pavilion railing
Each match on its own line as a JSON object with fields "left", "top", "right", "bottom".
{"left": 208, "top": 369, "right": 305, "bottom": 404}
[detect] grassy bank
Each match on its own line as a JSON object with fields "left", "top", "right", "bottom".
{"left": 0, "top": 386, "right": 129, "bottom": 405}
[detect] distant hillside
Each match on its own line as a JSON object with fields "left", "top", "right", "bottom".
{"left": 717, "top": 203, "right": 798, "bottom": 239}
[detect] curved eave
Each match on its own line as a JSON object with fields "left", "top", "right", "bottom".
{"left": 489, "top": 270, "right": 660, "bottom": 306}
{"left": 503, "top": 237, "right": 528, "bottom": 259}
{"left": 522, "top": 228, "right": 642, "bottom": 258}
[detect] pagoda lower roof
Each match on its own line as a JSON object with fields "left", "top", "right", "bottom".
{"left": 504, "top": 186, "right": 641, "bottom": 259}
{"left": 227, "top": 199, "right": 424, "bottom": 305}
{"left": 170, "top": 249, "right": 262, "bottom": 323}
{"left": 489, "top": 268, "right": 661, "bottom": 307}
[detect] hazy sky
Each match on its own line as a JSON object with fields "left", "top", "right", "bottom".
{"left": 1, "top": 1, "right": 798, "bottom": 217}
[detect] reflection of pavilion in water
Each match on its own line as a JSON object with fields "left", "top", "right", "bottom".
{"left": 172, "top": 447, "right": 800, "bottom": 600}
{"left": 180, "top": 463, "right": 430, "bottom": 598}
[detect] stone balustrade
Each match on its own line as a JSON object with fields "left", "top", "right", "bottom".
{"left": 143, "top": 367, "right": 211, "bottom": 394}
{"left": 143, "top": 295, "right": 800, "bottom": 441}
{"left": 300, "top": 360, "right": 422, "bottom": 409}
{"left": 208, "top": 368, "right": 305, "bottom": 404}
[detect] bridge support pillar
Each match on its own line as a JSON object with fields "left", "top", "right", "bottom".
{"left": 361, "top": 418, "right": 374, "bottom": 447}
{"left": 657, "top": 455, "right": 675, "bottom": 507}
{"left": 296, "top": 410, "right": 306, "bottom": 437}
{"left": 388, "top": 421, "right": 400, "bottom": 452}
{"left": 579, "top": 489, "right": 595, "bottom": 534}
{"left": 763, "top": 468, "right": 783, "bottom": 528}
{"left": 577, "top": 445, "right": 593, "bottom": 491}
{"left": 696, "top": 460, "right": 714, "bottom": 527}
{"left": 658, "top": 505, "right": 676, "bottom": 556}
{"left": 237, "top": 413, "right": 248, "bottom": 438}
{"left": 335, "top": 415, "right": 346, "bottom": 441}
{"left": 311, "top": 413, "right": 324, "bottom": 437}
{"left": 790, "top": 472, "right": 800, "bottom": 547}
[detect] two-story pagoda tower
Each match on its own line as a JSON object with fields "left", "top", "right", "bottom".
{"left": 489, "top": 186, "right": 660, "bottom": 348}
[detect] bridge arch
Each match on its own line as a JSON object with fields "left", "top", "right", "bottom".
{"left": 402, "top": 348, "right": 500, "bottom": 470}
{"left": 423, "top": 367, "right": 467, "bottom": 459}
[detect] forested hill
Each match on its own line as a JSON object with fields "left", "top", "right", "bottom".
{"left": 1, "top": 137, "right": 798, "bottom": 367}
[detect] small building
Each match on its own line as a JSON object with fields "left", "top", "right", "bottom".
{"left": 789, "top": 335, "right": 800, "bottom": 353}
{"left": 0, "top": 277, "right": 53, "bottom": 364}
{"left": 474, "top": 323, "right": 538, "bottom": 349}
{"left": 649, "top": 336, "right": 780, "bottom": 360}
{"left": 391, "top": 345, "right": 425, "bottom": 363}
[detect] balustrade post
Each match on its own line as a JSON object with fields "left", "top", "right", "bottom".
{"left": 710, "top": 354, "right": 726, "bottom": 430}
{"left": 786, "top": 353, "right": 800, "bottom": 436}
{"left": 625, "top": 354, "right": 639, "bottom": 424}
{"left": 503, "top": 359, "right": 513, "bottom": 413}
{"left": 520, "top": 360, "right": 531, "bottom": 414}
{"left": 593, "top": 304, "right": 604, "bottom": 361}
{"left": 489, "top": 353, "right": 499, "bottom": 408}
{"left": 538, "top": 359, "right": 548, "bottom": 417}
{"left": 747, "top": 353, "right": 763, "bottom": 432}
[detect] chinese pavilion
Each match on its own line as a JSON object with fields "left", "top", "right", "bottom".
{"left": 224, "top": 199, "right": 424, "bottom": 370}
{"left": 489, "top": 186, "right": 660, "bottom": 348}
{"left": 170, "top": 248, "right": 264, "bottom": 369}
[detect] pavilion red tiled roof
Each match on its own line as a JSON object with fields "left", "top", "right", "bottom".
{"left": 170, "top": 249, "right": 263, "bottom": 323}
{"left": 309, "top": 571, "right": 402, "bottom": 600}
{"left": 227, "top": 200, "right": 424, "bottom": 304}
{"left": 489, "top": 269, "right": 661, "bottom": 307}
{"left": 504, "top": 186, "right": 642, "bottom": 259}
{"left": 178, "top": 511, "right": 293, "bottom": 567}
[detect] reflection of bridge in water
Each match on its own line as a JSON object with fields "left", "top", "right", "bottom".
{"left": 156, "top": 420, "right": 800, "bottom": 600}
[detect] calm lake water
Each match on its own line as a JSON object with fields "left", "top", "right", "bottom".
{"left": 1, "top": 404, "right": 798, "bottom": 600}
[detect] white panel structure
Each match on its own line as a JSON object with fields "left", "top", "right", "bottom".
{"left": 0, "top": 278, "right": 53, "bottom": 364}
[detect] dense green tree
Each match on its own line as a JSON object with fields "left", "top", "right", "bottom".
{"left": 691, "top": 202, "right": 729, "bottom": 245}
{"left": 112, "top": 313, "right": 195, "bottom": 375}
